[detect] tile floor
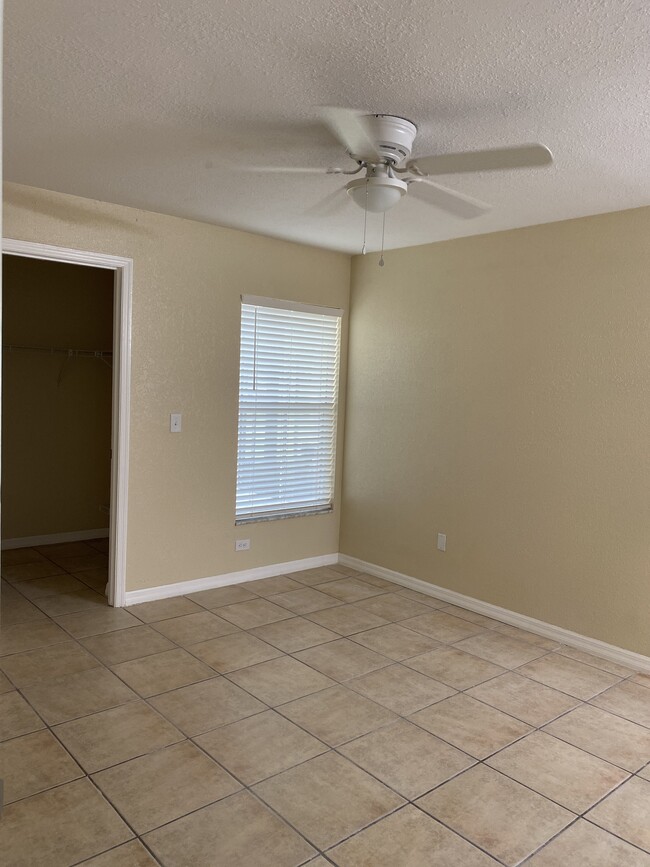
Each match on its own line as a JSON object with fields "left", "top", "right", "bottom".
{"left": 1, "top": 543, "right": 649, "bottom": 866}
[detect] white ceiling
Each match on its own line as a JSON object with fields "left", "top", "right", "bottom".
{"left": 5, "top": 0, "right": 650, "bottom": 253}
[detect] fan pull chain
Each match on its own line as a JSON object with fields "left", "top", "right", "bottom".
{"left": 379, "top": 211, "right": 386, "bottom": 267}
{"left": 361, "top": 179, "right": 369, "bottom": 255}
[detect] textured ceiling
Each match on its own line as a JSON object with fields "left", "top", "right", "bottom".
{"left": 5, "top": 0, "right": 650, "bottom": 253}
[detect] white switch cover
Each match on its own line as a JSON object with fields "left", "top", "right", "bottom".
{"left": 235, "top": 539, "right": 251, "bottom": 551}
{"left": 437, "top": 533, "right": 447, "bottom": 552}
{"left": 170, "top": 413, "right": 182, "bottom": 433}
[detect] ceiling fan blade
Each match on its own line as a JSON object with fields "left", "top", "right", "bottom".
{"left": 320, "top": 107, "right": 380, "bottom": 160}
{"left": 228, "top": 164, "right": 343, "bottom": 175}
{"left": 407, "top": 177, "right": 491, "bottom": 219}
{"left": 305, "top": 186, "right": 349, "bottom": 217}
{"left": 408, "top": 144, "right": 553, "bottom": 176}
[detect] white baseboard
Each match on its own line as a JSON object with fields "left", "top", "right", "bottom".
{"left": 124, "top": 553, "right": 339, "bottom": 606}
{"left": 2, "top": 528, "right": 110, "bottom": 550}
{"left": 339, "top": 553, "right": 650, "bottom": 674}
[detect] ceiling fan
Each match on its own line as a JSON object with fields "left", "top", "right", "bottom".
{"left": 237, "top": 108, "right": 553, "bottom": 219}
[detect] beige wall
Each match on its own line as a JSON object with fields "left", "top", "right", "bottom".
{"left": 2, "top": 256, "right": 113, "bottom": 539}
{"left": 341, "top": 207, "right": 650, "bottom": 656}
{"left": 3, "top": 183, "right": 350, "bottom": 591}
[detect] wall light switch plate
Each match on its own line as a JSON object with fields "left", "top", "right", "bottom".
{"left": 235, "top": 539, "right": 250, "bottom": 551}
{"left": 437, "top": 533, "right": 447, "bottom": 552}
{"left": 170, "top": 413, "right": 182, "bottom": 433}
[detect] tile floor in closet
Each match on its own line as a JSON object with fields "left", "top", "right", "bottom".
{"left": 1, "top": 541, "right": 649, "bottom": 866}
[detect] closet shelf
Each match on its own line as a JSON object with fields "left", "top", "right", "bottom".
{"left": 3, "top": 344, "right": 112, "bottom": 359}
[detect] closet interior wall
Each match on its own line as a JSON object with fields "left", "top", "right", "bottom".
{"left": 1, "top": 255, "right": 114, "bottom": 544}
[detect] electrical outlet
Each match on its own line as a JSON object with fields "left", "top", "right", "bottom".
{"left": 235, "top": 539, "right": 250, "bottom": 551}
{"left": 437, "top": 533, "right": 447, "bottom": 552}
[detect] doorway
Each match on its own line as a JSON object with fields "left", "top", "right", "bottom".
{"left": 1, "top": 240, "right": 132, "bottom": 606}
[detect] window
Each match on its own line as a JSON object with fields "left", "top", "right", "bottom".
{"left": 235, "top": 295, "right": 342, "bottom": 523}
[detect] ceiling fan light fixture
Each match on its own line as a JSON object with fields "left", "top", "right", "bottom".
{"left": 346, "top": 175, "right": 407, "bottom": 213}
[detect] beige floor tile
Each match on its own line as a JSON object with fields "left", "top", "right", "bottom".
{"left": 633, "top": 672, "right": 650, "bottom": 689}
{"left": 0, "top": 691, "right": 45, "bottom": 741}
{"left": 21, "top": 666, "right": 137, "bottom": 724}
{"left": 55, "top": 606, "right": 141, "bottom": 638}
{"left": 1, "top": 560, "right": 65, "bottom": 581}
{"left": 492, "top": 623, "right": 561, "bottom": 650}
{"left": 12, "top": 573, "right": 87, "bottom": 600}
{"left": 126, "top": 596, "right": 204, "bottom": 623}
{"left": 112, "top": 647, "right": 216, "bottom": 696}
{"left": 0, "top": 729, "right": 83, "bottom": 803}
{"left": 196, "top": 709, "right": 327, "bottom": 784}
{"left": 242, "top": 575, "right": 304, "bottom": 596}
{"left": 347, "top": 663, "right": 455, "bottom": 715}
{"left": 81, "top": 624, "right": 176, "bottom": 665}
{"left": 254, "top": 752, "right": 404, "bottom": 849}
{"left": 591, "top": 681, "right": 650, "bottom": 727}
{"left": 487, "top": 731, "right": 628, "bottom": 812}
{"left": 86, "top": 537, "right": 110, "bottom": 553}
{"left": 526, "top": 819, "right": 650, "bottom": 866}
{"left": 82, "top": 840, "right": 159, "bottom": 866}
{"left": 293, "top": 565, "right": 352, "bottom": 585}
{"left": 54, "top": 700, "right": 184, "bottom": 772}
{"left": 269, "top": 587, "right": 343, "bottom": 614}
{"left": 400, "top": 611, "right": 485, "bottom": 643}
{"left": 217, "top": 598, "right": 294, "bottom": 628}
{"left": 36, "top": 541, "right": 96, "bottom": 559}
{"left": 556, "top": 646, "right": 635, "bottom": 677}
{"left": 92, "top": 741, "right": 240, "bottom": 834}
{"left": 151, "top": 609, "right": 239, "bottom": 645}
{"left": 0, "top": 777, "right": 132, "bottom": 867}
{"left": 520, "top": 653, "right": 619, "bottom": 701}
{"left": 518, "top": 653, "right": 622, "bottom": 699}
{"left": 0, "top": 620, "right": 69, "bottom": 656}
{"left": 417, "top": 764, "right": 573, "bottom": 866}
{"left": 440, "top": 604, "right": 503, "bottom": 629}
{"left": 397, "top": 588, "right": 447, "bottom": 608}
{"left": 294, "top": 637, "right": 391, "bottom": 681}
{"left": 544, "top": 704, "right": 650, "bottom": 771}
{"left": 33, "top": 588, "right": 107, "bottom": 617}
{"left": 329, "top": 805, "right": 498, "bottom": 867}
{"left": 350, "top": 623, "right": 440, "bottom": 661}
{"left": 454, "top": 631, "right": 549, "bottom": 668}
{"left": 353, "top": 592, "right": 433, "bottom": 621}
{"left": 144, "top": 790, "right": 315, "bottom": 866}
{"left": 190, "top": 631, "right": 283, "bottom": 673}
{"left": 640, "top": 764, "right": 650, "bottom": 781}
{"left": 186, "top": 584, "right": 259, "bottom": 608}
{"left": 279, "top": 684, "right": 397, "bottom": 746}
{"left": 405, "top": 646, "right": 505, "bottom": 689}
{"left": 315, "top": 578, "right": 384, "bottom": 603}
{"left": 587, "top": 776, "right": 650, "bottom": 852}
{"left": 305, "top": 603, "right": 389, "bottom": 635}
{"left": 410, "top": 694, "right": 532, "bottom": 758}
{"left": 340, "top": 719, "right": 475, "bottom": 799}
{"left": 0, "top": 640, "right": 100, "bottom": 687}
{"left": 467, "top": 671, "right": 580, "bottom": 726}
{"left": 48, "top": 553, "right": 108, "bottom": 572}
{"left": 227, "top": 655, "right": 335, "bottom": 705}
{"left": 149, "top": 677, "right": 265, "bottom": 735}
{"left": 250, "top": 616, "right": 339, "bottom": 652}
{"left": 74, "top": 568, "right": 110, "bottom": 593}
{"left": 1, "top": 595, "right": 50, "bottom": 627}
{"left": 0, "top": 671, "right": 12, "bottom": 694}
{"left": 355, "top": 573, "right": 397, "bottom": 590}
{"left": 2, "top": 547, "right": 46, "bottom": 566}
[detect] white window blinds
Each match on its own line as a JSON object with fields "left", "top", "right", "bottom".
{"left": 235, "top": 296, "right": 342, "bottom": 523}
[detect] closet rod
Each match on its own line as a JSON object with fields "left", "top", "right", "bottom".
{"left": 2, "top": 344, "right": 112, "bottom": 359}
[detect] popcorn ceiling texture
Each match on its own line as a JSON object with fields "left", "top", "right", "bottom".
{"left": 5, "top": 0, "right": 650, "bottom": 253}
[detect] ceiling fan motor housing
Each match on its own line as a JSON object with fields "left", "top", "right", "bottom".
{"left": 358, "top": 115, "right": 418, "bottom": 164}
